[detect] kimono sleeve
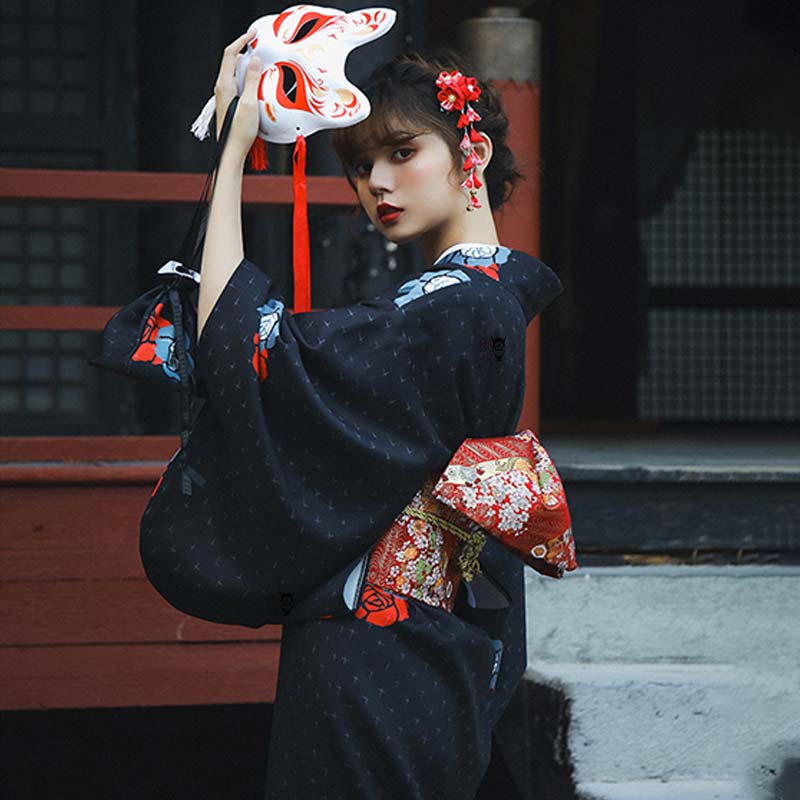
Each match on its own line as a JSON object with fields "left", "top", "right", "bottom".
{"left": 191, "top": 257, "right": 459, "bottom": 601}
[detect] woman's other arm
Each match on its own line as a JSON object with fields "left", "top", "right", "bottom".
{"left": 197, "top": 29, "right": 259, "bottom": 341}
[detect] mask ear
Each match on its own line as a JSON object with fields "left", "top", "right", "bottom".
{"left": 341, "top": 8, "right": 397, "bottom": 42}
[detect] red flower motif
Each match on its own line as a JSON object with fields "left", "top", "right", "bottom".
{"left": 461, "top": 172, "right": 483, "bottom": 191}
{"left": 463, "top": 76, "right": 481, "bottom": 102}
{"left": 252, "top": 330, "right": 269, "bottom": 382}
{"left": 435, "top": 69, "right": 482, "bottom": 113}
{"left": 464, "top": 263, "right": 499, "bottom": 281}
{"left": 132, "top": 301, "right": 171, "bottom": 366}
{"left": 354, "top": 582, "right": 410, "bottom": 627}
{"left": 457, "top": 106, "right": 481, "bottom": 129}
{"left": 436, "top": 70, "right": 481, "bottom": 102}
{"left": 437, "top": 86, "right": 465, "bottom": 112}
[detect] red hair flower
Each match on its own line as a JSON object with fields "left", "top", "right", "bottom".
{"left": 434, "top": 69, "right": 484, "bottom": 211}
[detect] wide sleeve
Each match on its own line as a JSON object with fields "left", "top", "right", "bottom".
{"left": 190, "top": 257, "right": 472, "bottom": 605}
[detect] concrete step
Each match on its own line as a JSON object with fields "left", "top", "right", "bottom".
{"left": 539, "top": 432, "right": 800, "bottom": 554}
{"left": 576, "top": 779, "right": 747, "bottom": 800}
{"left": 524, "top": 659, "right": 799, "bottom": 785}
{"left": 525, "top": 565, "right": 800, "bottom": 668}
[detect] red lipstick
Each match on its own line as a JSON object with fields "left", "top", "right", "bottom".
{"left": 377, "top": 202, "right": 403, "bottom": 224}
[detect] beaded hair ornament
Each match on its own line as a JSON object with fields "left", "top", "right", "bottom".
{"left": 435, "top": 69, "right": 484, "bottom": 211}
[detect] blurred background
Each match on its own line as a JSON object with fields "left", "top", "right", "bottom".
{"left": 0, "top": 0, "right": 798, "bottom": 436}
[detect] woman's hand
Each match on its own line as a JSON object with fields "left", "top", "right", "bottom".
{"left": 214, "top": 29, "right": 261, "bottom": 161}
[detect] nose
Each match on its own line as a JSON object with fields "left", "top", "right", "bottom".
{"left": 368, "top": 157, "right": 394, "bottom": 197}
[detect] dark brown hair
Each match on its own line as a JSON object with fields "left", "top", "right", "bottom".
{"left": 330, "top": 47, "right": 524, "bottom": 210}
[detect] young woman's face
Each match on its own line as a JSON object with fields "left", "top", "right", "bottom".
{"left": 352, "top": 129, "right": 465, "bottom": 245}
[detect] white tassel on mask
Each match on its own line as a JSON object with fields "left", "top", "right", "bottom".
{"left": 190, "top": 95, "right": 216, "bottom": 141}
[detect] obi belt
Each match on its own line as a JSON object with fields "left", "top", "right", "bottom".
{"left": 359, "top": 428, "right": 578, "bottom": 615}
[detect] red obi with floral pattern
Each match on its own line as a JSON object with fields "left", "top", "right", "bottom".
{"left": 359, "top": 428, "right": 578, "bottom": 616}
{"left": 363, "top": 475, "right": 473, "bottom": 613}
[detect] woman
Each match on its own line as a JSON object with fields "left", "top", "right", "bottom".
{"left": 195, "top": 29, "right": 565, "bottom": 800}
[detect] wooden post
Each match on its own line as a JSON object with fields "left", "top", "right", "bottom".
{"left": 459, "top": 9, "right": 544, "bottom": 433}
{"left": 495, "top": 81, "right": 542, "bottom": 434}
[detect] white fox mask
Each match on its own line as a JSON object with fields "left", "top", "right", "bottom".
{"left": 191, "top": 4, "right": 396, "bottom": 144}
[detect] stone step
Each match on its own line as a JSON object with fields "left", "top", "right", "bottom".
{"left": 525, "top": 565, "right": 800, "bottom": 668}
{"left": 524, "top": 660, "right": 799, "bottom": 785}
{"left": 538, "top": 432, "right": 800, "bottom": 553}
{"left": 542, "top": 431, "right": 800, "bottom": 483}
{"left": 575, "top": 779, "right": 747, "bottom": 800}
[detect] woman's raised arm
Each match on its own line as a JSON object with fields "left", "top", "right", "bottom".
{"left": 197, "top": 29, "right": 260, "bottom": 341}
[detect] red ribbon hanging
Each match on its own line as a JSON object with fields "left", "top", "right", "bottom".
{"left": 292, "top": 134, "right": 311, "bottom": 313}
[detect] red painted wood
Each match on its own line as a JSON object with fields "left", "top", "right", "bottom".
{"left": 0, "top": 167, "right": 354, "bottom": 206}
{"left": 0, "top": 305, "right": 124, "bottom": 331}
{"left": 0, "top": 642, "right": 280, "bottom": 709}
{"left": 1, "top": 481, "right": 282, "bottom": 710}
{"left": 1, "top": 485, "right": 160, "bottom": 580}
{"left": 1, "top": 580, "right": 281, "bottom": 647}
{"left": 0, "top": 464, "right": 167, "bottom": 484}
{"left": 494, "top": 80, "right": 542, "bottom": 434}
{"left": 1, "top": 484, "right": 280, "bottom": 641}
{"left": 0, "top": 436, "right": 178, "bottom": 462}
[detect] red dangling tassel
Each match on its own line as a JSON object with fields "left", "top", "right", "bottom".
{"left": 292, "top": 133, "right": 311, "bottom": 313}
{"left": 247, "top": 137, "right": 269, "bottom": 172}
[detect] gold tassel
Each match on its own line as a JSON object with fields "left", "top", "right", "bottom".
{"left": 402, "top": 507, "right": 487, "bottom": 582}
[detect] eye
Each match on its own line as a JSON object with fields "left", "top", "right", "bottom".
{"left": 393, "top": 147, "right": 414, "bottom": 160}
{"left": 353, "top": 161, "right": 371, "bottom": 178}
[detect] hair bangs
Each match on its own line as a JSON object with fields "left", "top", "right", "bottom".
{"left": 332, "top": 87, "right": 431, "bottom": 174}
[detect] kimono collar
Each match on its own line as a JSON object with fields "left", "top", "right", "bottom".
{"left": 431, "top": 242, "right": 564, "bottom": 325}
{"left": 432, "top": 242, "right": 501, "bottom": 266}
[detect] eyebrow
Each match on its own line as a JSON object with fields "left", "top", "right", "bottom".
{"left": 353, "top": 131, "right": 422, "bottom": 160}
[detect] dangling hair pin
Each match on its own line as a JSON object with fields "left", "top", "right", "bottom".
{"left": 435, "top": 70, "right": 484, "bottom": 211}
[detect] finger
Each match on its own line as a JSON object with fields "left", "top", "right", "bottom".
{"left": 217, "top": 29, "right": 256, "bottom": 83}
{"left": 226, "top": 27, "right": 257, "bottom": 52}
{"left": 241, "top": 56, "right": 262, "bottom": 100}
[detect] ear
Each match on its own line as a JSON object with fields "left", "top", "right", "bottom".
{"left": 471, "top": 131, "right": 493, "bottom": 174}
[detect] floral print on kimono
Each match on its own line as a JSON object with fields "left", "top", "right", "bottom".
{"left": 435, "top": 244, "right": 512, "bottom": 281}
{"left": 131, "top": 300, "right": 194, "bottom": 382}
{"left": 252, "top": 297, "right": 285, "bottom": 382}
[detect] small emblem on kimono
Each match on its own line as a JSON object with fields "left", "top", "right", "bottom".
{"left": 131, "top": 301, "right": 195, "bottom": 381}
{"left": 354, "top": 582, "right": 409, "bottom": 627}
{"left": 479, "top": 336, "right": 505, "bottom": 361}
{"left": 278, "top": 592, "right": 294, "bottom": 614}
{"left": 391, "top": 269, "right": 471, "bottom": 309}
{"left": 252, "top": 298, "right": 285, "bottom": 382}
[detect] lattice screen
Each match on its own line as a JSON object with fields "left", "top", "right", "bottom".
{"left": 0, "top": 0, "right": 136, "bottom": 434}
{"left": 638, "top": 128, "right": 800, "bottom": 420}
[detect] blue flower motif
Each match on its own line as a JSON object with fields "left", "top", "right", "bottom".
{"left": 156, "top": 326, "right": 194, "bottom": 381}
{"left": 256, "top": 298, "right": 285, "bottom": 350}
{"left": 438, "top": 244, "right": 511, "bottom": 269}
{"left": 252, "top": 299, "right": 285, "bottom": 382}
{"left": 392, "top": 269, "right": 472, "bottom": 309}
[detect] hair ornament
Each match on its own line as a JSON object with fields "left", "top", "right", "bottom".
{"left": 435, "top": 69, "right": 483, "bottom": 211}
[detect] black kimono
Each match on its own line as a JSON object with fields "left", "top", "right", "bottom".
{"left": 140, "top": 242, "right": 564, "bottom": 798}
